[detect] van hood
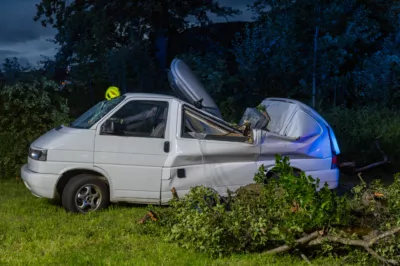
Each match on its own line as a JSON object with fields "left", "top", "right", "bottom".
{"left": 31, "top": 125, "right": 95, "bottom": 151}
{"left": 169, "top": 58, "right": 222, "bottom": 119}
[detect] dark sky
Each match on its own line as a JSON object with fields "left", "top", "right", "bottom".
{"left": 0, "top": 0, "right": 57, "bottom": 66}
{"left": 211, "top": 0, "right": 254, "bottom": 22}
{"left": 0, "top": 0, "right": 253, "bottom": 66}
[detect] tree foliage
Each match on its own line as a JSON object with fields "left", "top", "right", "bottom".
{"left": 32, "top": 0, "right": 400, "bottom": 111}
{"left": 323, "top": 105, "right": 400, "bottom": 164}
{"left": 0, "top": 78, "right": 70, "bottom": 179}
{"left": 146, "top": 157, "right": 400, "bottom": 264}
{"left": 178, "top": 52, "right": 240, "bottom": 122}
{"left": 230, "top": 0, "right": 399, "bottom": 107}
{"left": 34, "top": 0, "right": 240, "bottom": 93}
{"left": 168, "top": 1, "right": 400, "bottom": 110}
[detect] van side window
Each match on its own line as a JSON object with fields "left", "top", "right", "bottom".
{"left": 102, "top": 100, "right": 169, "bottom": 138}
{"left": 181, "top": 107, "right": 246, "bottom": 142}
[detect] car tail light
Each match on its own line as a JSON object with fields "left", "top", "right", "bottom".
{"left": 331, "top": 155, "right": 338, "bottom": 169}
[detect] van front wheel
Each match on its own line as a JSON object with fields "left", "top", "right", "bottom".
{"left": 61, "top": 174, "right": 109, "bottom": 213}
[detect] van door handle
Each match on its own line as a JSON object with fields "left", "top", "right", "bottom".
{"left": 164, "top": 141, "right": 170, "bottom": 153}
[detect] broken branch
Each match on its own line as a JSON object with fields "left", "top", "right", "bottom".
{"left": 295, "top": 248, "right": 312, "bottom": 265}
{"left": 264, "top": 230, "right": 323, "bottom": 254}
{"left": 299, "top": 252, "right": 312, "bottom": 265}
{"left": 263, "top": 227, "right": 399, "bottom": 265}
{"left": 138, "top": 210, "right": 158, "bottom": 224}
{"left": 171, "top": 187, "right": 179, "bottom": 200}
{"left": 309, "top": 227, "right": 400, "bottom": 265}
{"left": 354, "top": 139, "right": 389, "bottom": 172}
{"left": 339, "top": 139, "right": 390, "bottom": 173}
{"left": 367, "top": 227, "right": 400, "bottom": 246}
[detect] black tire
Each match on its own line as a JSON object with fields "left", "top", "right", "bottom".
{"left": 266, "top": 170, "right": 301, "bottom": 183}
{"left": 61, "top": 174, "right": 110, "bottom": 213}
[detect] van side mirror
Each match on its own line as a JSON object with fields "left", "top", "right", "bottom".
{"left": 101, "top": 119, "right": 115, "bottom": 134}
{"left": 101, "top": 118, "right": 124, "bottom": 135}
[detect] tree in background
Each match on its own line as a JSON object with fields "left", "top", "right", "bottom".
{"left": 178, "top": 51, "right": 240, "bottom": 122}
{"left": 1, "top": 58, "right": 29, "bottom": 85}
{"left": 351, "top": 3, "right": 400, "bottom": 107}
{"left": 232, "top": 0, "right": 387, "bottom": 108}
{"left": 0, "top": 78, "right": 69, "bottom": 179}
{"left": 173, "top": 0, "right": 400, "bottom": 111}
{"left": 34, "top": 0, "right": 240, "bottom": 97}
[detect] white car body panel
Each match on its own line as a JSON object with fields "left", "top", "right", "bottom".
{"left": 92, "top": 96, "right": 174, "bottom": 203}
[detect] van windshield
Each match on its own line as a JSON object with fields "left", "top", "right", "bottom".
{"left": 69, "top": 96, "right": 126, "bottom": 129}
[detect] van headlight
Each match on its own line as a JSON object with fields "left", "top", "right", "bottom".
{"left": 29, "top": 147, "right": 47, "bottom": 161}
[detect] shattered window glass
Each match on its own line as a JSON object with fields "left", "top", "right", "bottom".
{"left": 182, "top": 108, "right": 245, "bottom": 142}
{"left": 184, "top": 109, "right": 228, "bottom": 135}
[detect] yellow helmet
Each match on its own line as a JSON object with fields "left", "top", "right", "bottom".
{"left": 105, "top": 86, "right": 121, "bottom": 100}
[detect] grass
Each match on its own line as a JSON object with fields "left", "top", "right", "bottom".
{"left": 0, "top": 180, "right": 345, "bottom": 266}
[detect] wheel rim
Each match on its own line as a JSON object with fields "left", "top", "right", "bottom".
{"left": 75, "top": 184, "right": 102, "bottom": 212}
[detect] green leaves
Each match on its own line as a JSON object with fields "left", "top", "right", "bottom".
{"left": 0, "top": 78, "right": 70, "bottom": 179}
{"left": 323, "top": 106, "right": 400, "bottom": 164}
{"left": 145, "top": 156, "right": 399, "bottom": 262}
{"left": 34, "top": 0, "right": 240, "bottom": 73}
{"left": 231, "top": 0, "right": 400, "bottom": 107}
{"left": 155, "top": 156, "right": 349, "bottom": 257}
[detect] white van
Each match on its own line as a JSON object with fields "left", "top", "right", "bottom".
{"left": 21, "top": 59, "right": 340, "bottom": 213}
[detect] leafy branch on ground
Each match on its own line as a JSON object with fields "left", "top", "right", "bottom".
{"left": 141, "top": 156, "right": 400, "bottom": 265}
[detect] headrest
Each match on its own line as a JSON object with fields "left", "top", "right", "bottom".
{"left": 161, "top": 108, "right": 168, "bottom": 119}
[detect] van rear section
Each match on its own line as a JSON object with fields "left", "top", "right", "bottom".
{"left": 326, "top": 126, "right": 340, "bottom": 169}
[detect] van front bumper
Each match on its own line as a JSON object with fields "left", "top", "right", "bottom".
{"left": 20, "top": 164, "right": 59, "bottom": 199}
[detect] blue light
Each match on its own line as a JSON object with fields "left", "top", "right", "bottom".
{"left": 328, "top": 128, "right": 341, "bottom": 155}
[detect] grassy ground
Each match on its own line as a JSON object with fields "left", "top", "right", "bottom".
{"left": 0, "top": 180, "right": 349, "bottom": 266}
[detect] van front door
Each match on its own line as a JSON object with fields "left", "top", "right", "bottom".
{"left": 94, "top": 99, "right": 170, "bottom": 203}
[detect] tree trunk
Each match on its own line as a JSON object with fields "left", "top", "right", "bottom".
{"left": 154, "top": 29, "right": 168, "bottom": 69}
{"left": 152, "top": 3, "right": 169, "bottom": 70}
{"left": 312, "top": 4, "right": 320, "bottom": 108}
{"left": 121, "top": 58, "right": 126, "bottom": 93}
{"left": 312, "top": 25, "right": 319, "bottom": 108}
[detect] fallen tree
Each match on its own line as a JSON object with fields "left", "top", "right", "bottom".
{"left": 263, "top": 227, "right": 400, "bottom": 265}
{"left": 139, "top": 156, "right": 400, "bottom": 264}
